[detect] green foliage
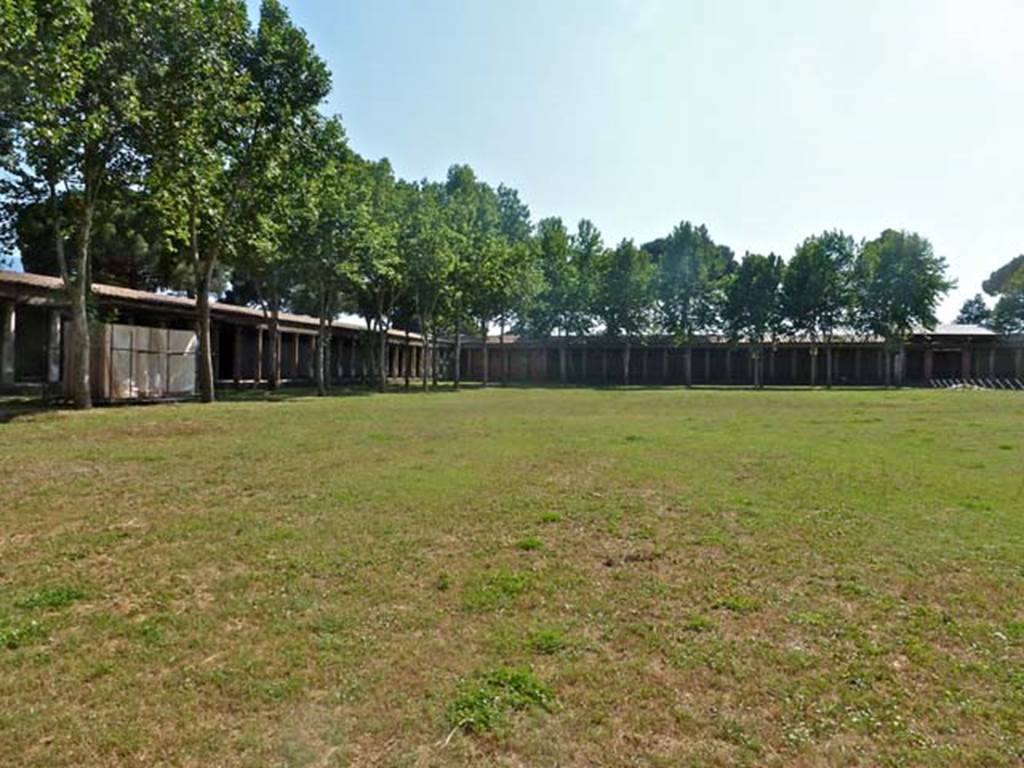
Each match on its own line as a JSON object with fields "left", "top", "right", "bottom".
{"left": 597, "top": 239, "right": 654, "bottom": 340}
{"left": 955, "top": 293, "right": 992, "bottom": 327}
{"left": 516, "top": 536, "right": 542, "bottom": 551}
{"left": 853, "top": 229, "right": 953, "bottom": 344}
{"left": 782, "top": 230, "right": 855, "bottom": 342}
{"left": 723, "top": 252, "right": 784, "bottom": 345}
{"left": 649, "top": 221, "right": 734, "bottom": 342}
{"left": 0, "top": 619, "right": 45, "bottom": 650}
{"left": 446, "top": 666, "right": 556, "bottom": 733}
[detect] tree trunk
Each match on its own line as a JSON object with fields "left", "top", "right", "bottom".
{"left": 810, "top": 346, "right": 818, "bottom": 388}
{"left": 623, "top": 342, "right": 631, "bottom": 386}
{"left": 685, "top": 345, "right": 693, "bottom": 388}
{"left": 419, "top": 314, "right": 429, "bottom": 391}
{"left": 884, "top": 346, "right": 893, "bottom": 388}
{"left": 480, "top": 320, "right": 489, "bottom": 387}
{"left": 316, "top": 292, "right": 329, "bottom": 397}
{"left": 195, "top": 257, "right": 216, "bottom": 404}
{"left": 431, "top": 331, "right": 439, "bottom": 388}
{"left": 826, "top": 343, "right": 833, "bottom": 389}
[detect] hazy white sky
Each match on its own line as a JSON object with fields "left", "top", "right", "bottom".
{"left": 261, "top": 0, "right": 1024, "bottom": 319}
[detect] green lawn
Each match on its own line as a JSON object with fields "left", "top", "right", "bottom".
{"left": 2, "top": 387, "right": 1023, "bottom": 766}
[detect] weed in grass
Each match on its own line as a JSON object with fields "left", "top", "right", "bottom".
{"left": 446, "top": 666, "right": 555, "bottom": 734}
{"left": 539, "top": 511, "right": 562, "bottom": 524}
{"left": 15, "top": 585, "right": 87, "bottom": 611}
{"left": 713, "top": 594, "right": 761, "bottom": 614}
{"left": 529, "top": 625, "right": 569, "bottom": 655}
{"left": 435, "top": 572, "right": 451, "bottom": 591}
{"left": 516, "top": 536, "right": 542, "bottom": 551}
{"left": 0, "top": 620, "right": 45, "bottom": 649}
{"left": 462, "top": 569, "right": 530, "bottom": 612}
{"left": 682, "top": 615, "right": 714, "bottom": 633}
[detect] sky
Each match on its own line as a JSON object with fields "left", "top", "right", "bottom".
{"left": 242, "top": 0, "right": 1024, "bottom": 321}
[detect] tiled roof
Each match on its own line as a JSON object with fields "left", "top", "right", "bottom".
{"left": 0, "top": 269, "right": 422, "bottom": 340}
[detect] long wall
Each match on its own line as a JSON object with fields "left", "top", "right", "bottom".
{"left": 457, "top": 338, "right": 1024, "bottom": 387}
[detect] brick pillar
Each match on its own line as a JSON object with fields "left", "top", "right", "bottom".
{"left": 46, "top": 309, "right": 62, "bottom": 385}
{"left": 1, "top": 302, "right": 15, "bottom": 387}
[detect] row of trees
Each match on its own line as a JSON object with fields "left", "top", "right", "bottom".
{"left": 1, "top": 1, "right": 965, "bottom": 408}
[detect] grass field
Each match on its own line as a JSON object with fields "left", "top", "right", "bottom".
{"left": 2, "top": 387, "right": 1023, "bottom": 767}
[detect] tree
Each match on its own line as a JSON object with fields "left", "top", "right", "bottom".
{"left": 954, "top": 293, "right": 992, "bottom": 328}
{"left": 524, "top": 216, "right": 573, "bottom": 377}
{"left": 982, "top": 256, "right": 1024, "bottom": 335}
{"left": 596, "top": 239, "right": 653, "bottom": 385}
{"left": 442, "top": 164, "right": 490, "bottom": 389}
{"left": 400, "top": 181, "right": 455, "bottom": 389}
{"left": 14, "top": 189, "right": 184, "bottom": 291}
{"left": 3, "top": 0, "right": 150, "bottom": 408}
{"left": 565, "top": 219, "right": 603, "bottom": 337}
{"left": 991, "top": 291, "right": 1024, "bottom": 334}
{"left": 145, "top": 0, "right": 330, "bottom": 403}
{"left": 853, "top": 229, "right": 953, "bottom": 387}
{"left": 781, "top": 230, "right": 855, "bottom": 387}
{"left": 723, "top": 252, "right": 784, "bottom": 389}
{"left": 343, "top": 159, "right": 402, "bottom": 392}
{"left": 648, "top": 221, "right": 734, "bottom": 386}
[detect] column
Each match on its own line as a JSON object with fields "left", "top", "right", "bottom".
{"left": 641, "top": 347, "right": 648, "bottom": 383}
{"left": 988, "top": 347, "right": 997, "bottom": 378}
{"left": 255, "top": 328, "right": 264, "bottom": 386}
{"left": 854, "top": 347, "right": 862, "bottom": 384}
{"left": 923, "top": 348, "right": 934, "bottom": 383}
{"left": 790, "top": 348, "right": 798, "bottom": 382}
{"left": 661, "top": 348, "right": 669, "bottom": 383}
{"left": 601, "top": 349, "right": 608, "bottom": 385}
{"left": 292, "top": 332, "right": 299, "bottom": 378}
{"left": 1, "top": 302, "right": 15, "bottom": 387}
{"left": 725, "top": 348, "right": 732, "bottom": 383}
{"left": 768, "top": 348, "right": 776, "bottom": 384}
{"left": 233, "top": 326, "right": 243, "bottom": 385}
{"left": 1015, "top": 347, "right": 1023, "bottom": 380}
{"left": 46, "top": 309, "right": 62, "bottom": 385}
{"left": 960, "top": 344, "right": 972, "bottom": 380}
{"left": 704, "top": 348, "right": 711, "bottom": 382}
{"left": 581, "top": 347, "right": 588, "bottom": 382}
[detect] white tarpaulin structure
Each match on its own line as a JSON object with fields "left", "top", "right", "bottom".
{"left": 87, "top": 323, "right": 197, "bottom": 401}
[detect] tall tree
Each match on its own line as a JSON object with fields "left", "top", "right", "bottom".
{"left": 649, "top": 221, "right": 734, "bottom": 386}
{"left": 400, "top": 181, "right": 455, "bottom": 389}
{"left": 565, "top": 219, "right": 603, "bottom": 338}
{"left": 145, "top": 0, "right": 330, "bottom": 402}
{"left": 596, "top": 239, "right": 653, "bottom": 385}
{"left": 3, "top": 0, "right": 150, "bottom": 408}
{"left": 525, "top": 216, "right": 573, "bottom": 378}
{"left": 723, "top": 252, "right": 784, "bottom": 389}
{"left": 442, "top": 164, "right": 490, "bottom": 389}
{"left": 853, "top": 229, "right": 953, "bottom": 387}
{"left": 954, "top": 293, "right": 992, "bottom": 327}
{"left": 781, "top": 230, "right": 855, "bottom": 387}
